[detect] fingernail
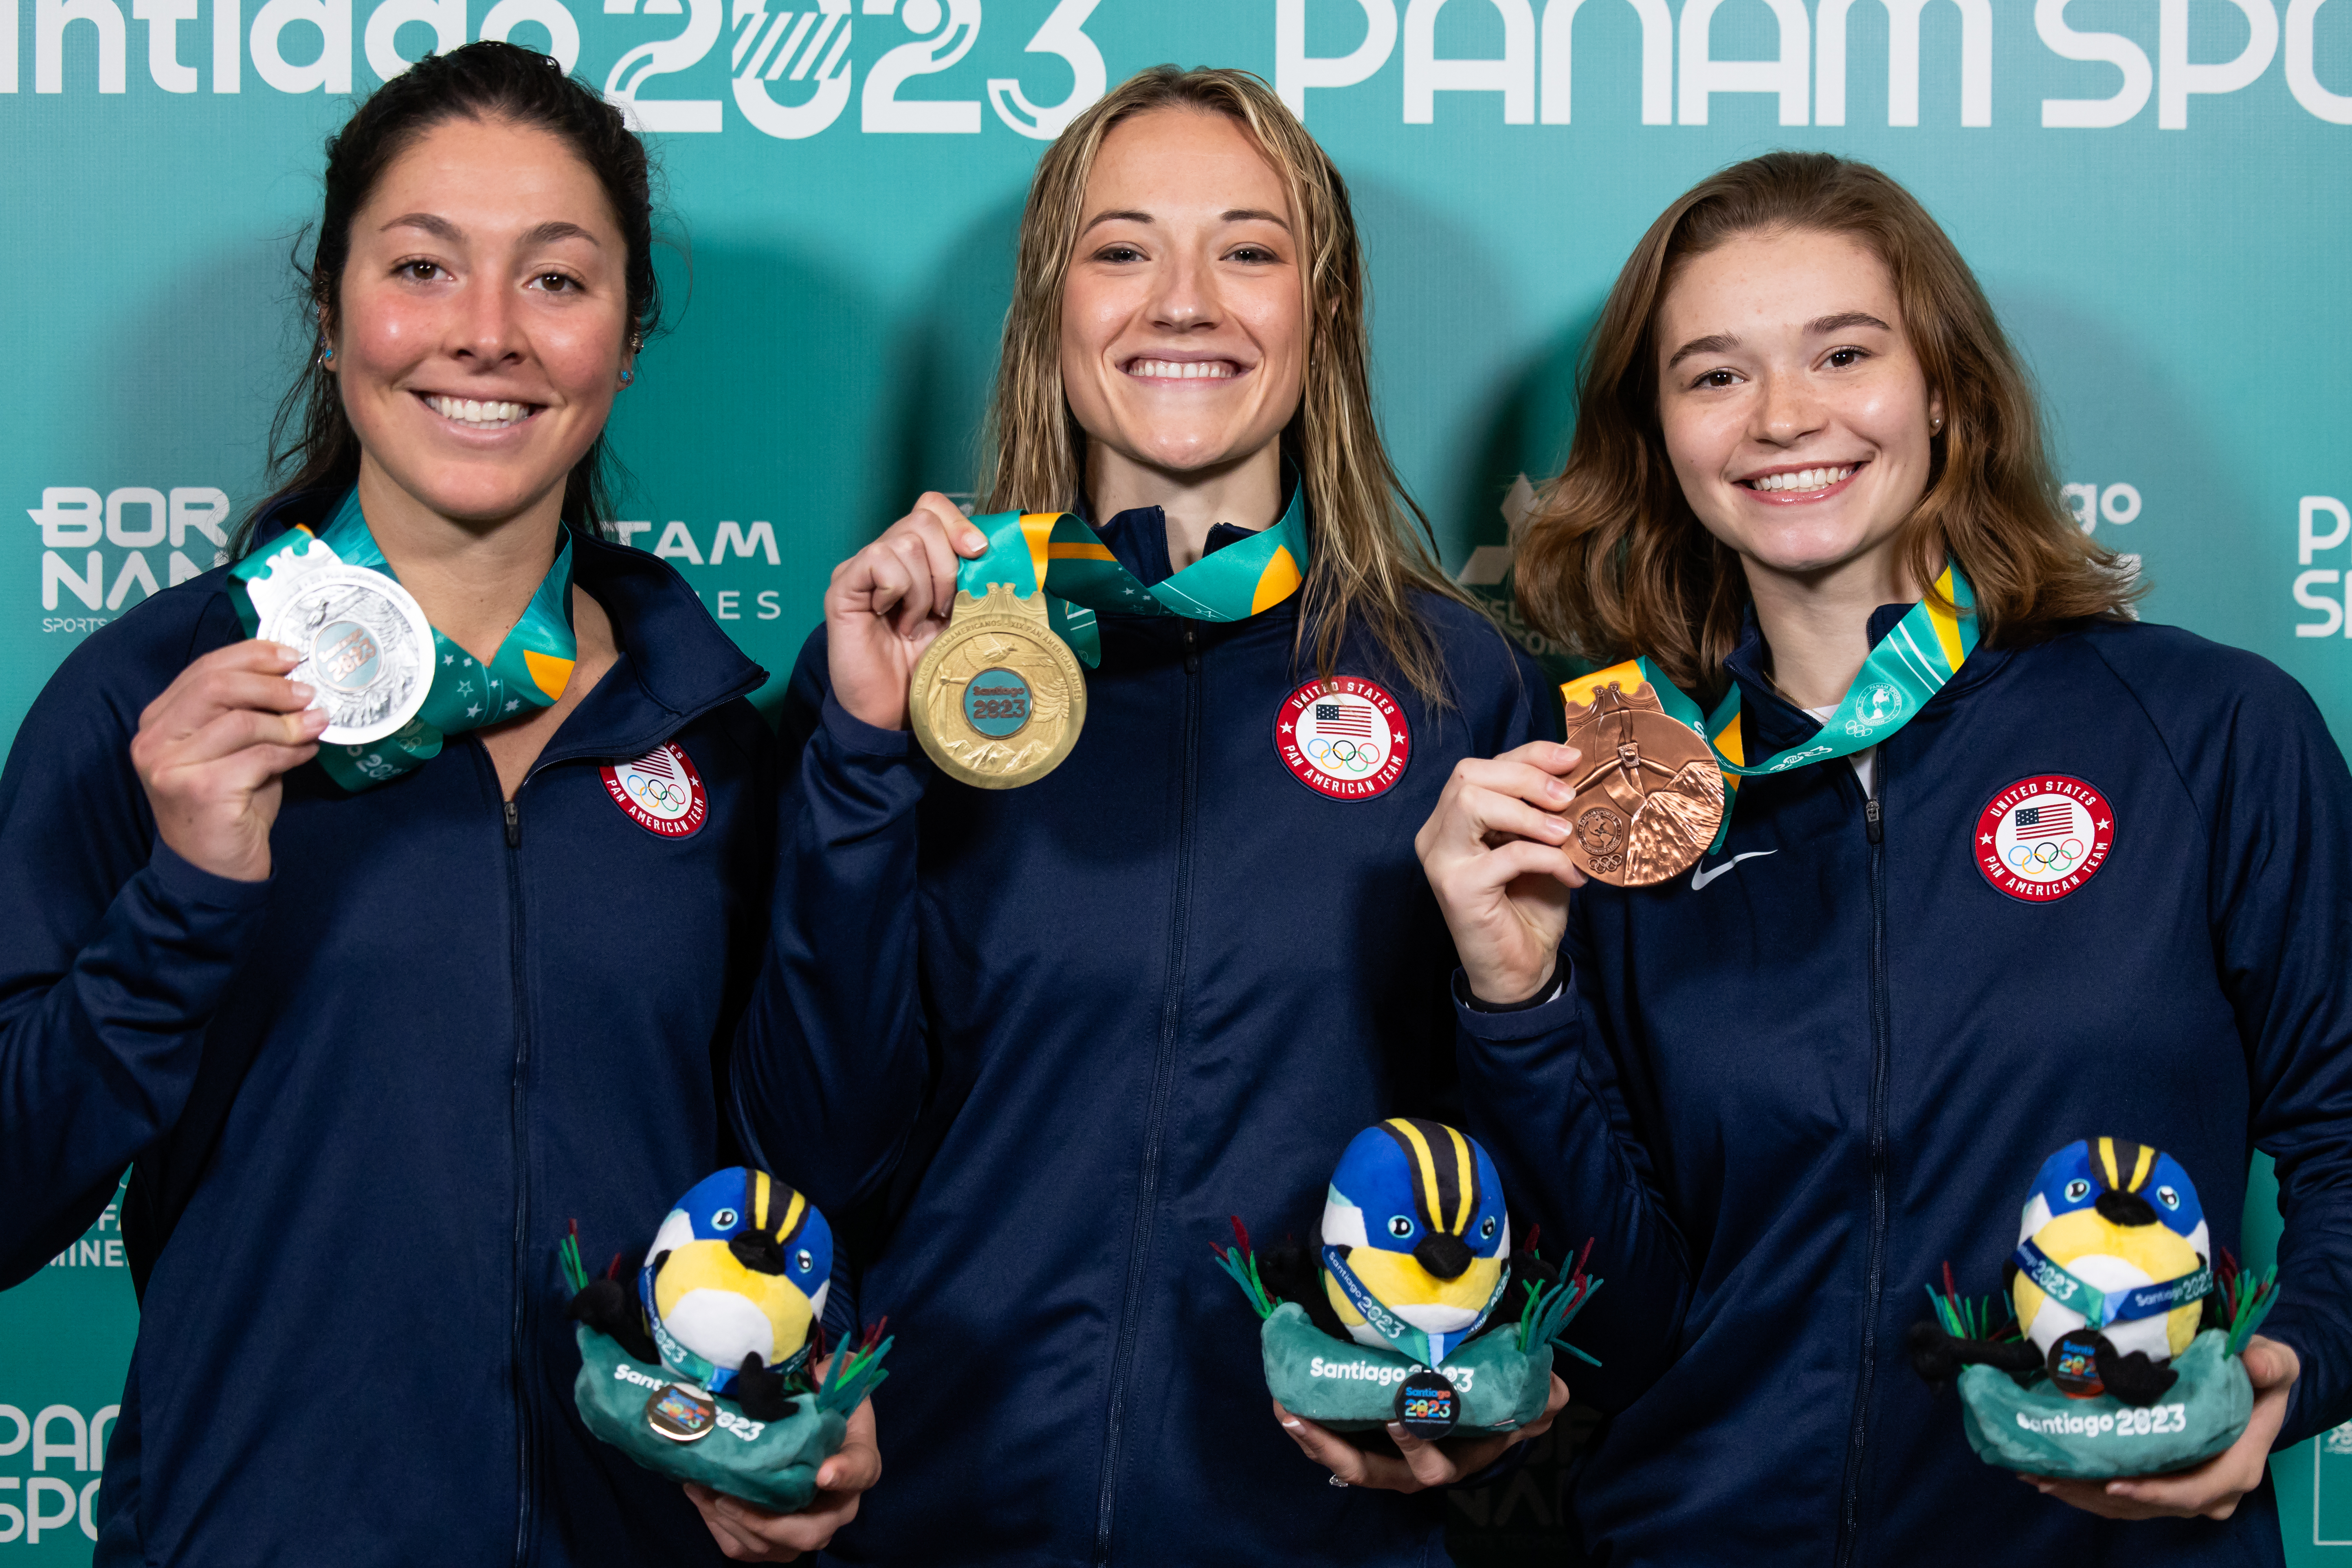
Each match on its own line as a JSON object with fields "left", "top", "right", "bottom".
{"left": 964, "top": 533, "right": 985, "bottom": 552}
{"left": 275, "top": 643, "right": 302, "bottom": 662}
{"left": 290, "top": 682, "right": 314, "bottom": 702}
{"left": 1279, "top": 1419, "right": 1302, "bottom": 1430}
{"left": 1546, "top": 779, "right": 1572, "bottom": 801}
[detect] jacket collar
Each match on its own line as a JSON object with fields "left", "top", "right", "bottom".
{"left": 242, "top": 490, "right": 765, "bottom": 754}
{"left": 1722, "top": 597, "right": 2009, "bottom": 759}
{"left": 1077, "top": 465, "right": 1301, "bottom": 590}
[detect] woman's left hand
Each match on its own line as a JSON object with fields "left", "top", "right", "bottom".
{"left": 681, "top": 1370, "right": 880, "bottom": 1561}
{"left": 2022, "top": 1335, "right": 2299, "bottom": 1521}
{"left": 1272, "top": 1373, "right": 1570, "bottom": 1493}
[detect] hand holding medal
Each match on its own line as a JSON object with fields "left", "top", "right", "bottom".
{"left": 823, "top": 492, "right": 992, "bottom": 734}
{"left": 130, "top": 639, "right": 332, "bottom": 883}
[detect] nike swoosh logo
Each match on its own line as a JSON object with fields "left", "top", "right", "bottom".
{"left": 1690, "top": 850, "right": 1778, "bottom": 891}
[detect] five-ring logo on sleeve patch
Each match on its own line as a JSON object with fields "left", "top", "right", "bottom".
{"left": 602, "top": 742, "right": 707, "bottom": 838}
{"left": 1276, "top": 678, "right": 1411, "bottom": 800}
{"left": 1975, "top": 775, "right": 2114, "bottom": 902}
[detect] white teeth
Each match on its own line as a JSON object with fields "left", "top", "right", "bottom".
{"left": 426, "top": 395, "right": 533, "bottom": 429}
{"left": 1750, "top": 464, "right": 1854, "bottom": 493}
{"left": 1129, "top": 358, "right": 1235, "bottom": 381}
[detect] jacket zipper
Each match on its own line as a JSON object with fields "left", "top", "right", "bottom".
{"left": 501, "top": 785, "right": 536, "bottom": 1568}
{"left": 1836, "top": 762, "right": 1892, "bottom": 1568}
{"left": 1094, "top": 622, "right": 1202, "bottom": 1564}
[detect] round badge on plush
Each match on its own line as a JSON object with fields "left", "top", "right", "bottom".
{"left": 1908, "top": 1137, "right": 2280, "bottom": 1479}
{"left": 1215, "top": 1117, "right": 1600, "bottom": 1438}
{"left": 564, "top": 1168, "right": 892, "bottom": 1512}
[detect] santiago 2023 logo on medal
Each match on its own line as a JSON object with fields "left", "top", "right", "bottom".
{"left": 1275, "top": 678, "right": 1410, "bottom": 800}
{"left": 1975, "top": 774, "right": 2115, "bottom": 902}
{"left": 603, "top": 743, "right": 708, "bottom": 838}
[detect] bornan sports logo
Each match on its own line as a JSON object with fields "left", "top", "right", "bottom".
{"left": 602, "top": 743, "right": 707, "bottom": 837}
{"left": 1276, "top": 678, "right": 1410, "bottom": 800}
{"left": 1975, "top": 774, "right": 2115, "bottom": 902}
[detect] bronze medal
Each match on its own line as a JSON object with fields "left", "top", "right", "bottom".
{"left": 1558, "top": 675, "right": 1725, "bottom": 886}
{"left": 908, "top": 583, "right": 1087, "bottom": 789}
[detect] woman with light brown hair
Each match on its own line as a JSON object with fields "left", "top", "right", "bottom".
{"left": 732, "top": 65, "right": 1565, "bottom": 1565}
{"left": 1408, "top": 150, "right": 2352, "bottom": 1564}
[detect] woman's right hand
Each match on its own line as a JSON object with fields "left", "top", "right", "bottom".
{"left": 130, "top": 640, "right": 329, "bottom": 883}
{"left": 824, "top": 493, "right": 990, "bottom": 731}
{"left": 1415, "top": 740, "right": 1587, "bottom": 1005}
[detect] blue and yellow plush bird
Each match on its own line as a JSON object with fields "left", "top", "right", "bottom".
{"left": 618, "top": 1168, "right": 831, "bottom": 1416}
{"left": 2009, "top": 1137, "right": 2210, "bottom": 1403}
{"left": 1319, "top": 1119, "right": 1511, "bottom": 1365}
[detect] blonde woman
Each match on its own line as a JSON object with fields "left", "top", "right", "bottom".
{"left": 732, "top": 66, "right": 1565, "bottom": 1566}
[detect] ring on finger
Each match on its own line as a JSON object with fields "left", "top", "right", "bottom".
{"left": 1328, "top": 1475, "right": 1349, "bottom": 1488}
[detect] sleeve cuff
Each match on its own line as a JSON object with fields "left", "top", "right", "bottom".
{"left": 1455, "top": 965, "right": 1567, "bottom": 1013}
{"left": 146, "top": 840, "right": 275, "bottom": 910}
{"left": 820, "top": 691, "right": 919, "bottom": 762}
{"left": 1453, "top": 965, "right": 1578, "bottom": 1039}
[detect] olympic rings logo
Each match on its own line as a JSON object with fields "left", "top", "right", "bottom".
{"left": 1305, "top": 736, "right": 1384, "bottom": 774}
{"left": 628, "top": 772, "right": 688, "bottom": 811}
{"left": 2006, "top": 837, "right": 2086, "bottom": 874}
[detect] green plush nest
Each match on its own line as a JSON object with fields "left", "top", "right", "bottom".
{"left": 1958, "top": 1330, "right": 2253, "bottom": 1480}
{"left": 572, "top": 1325, "right": 848, "bottom": 1513}
{"left": 1260, "top": 1302, "right": 1554, "bottom": 1434}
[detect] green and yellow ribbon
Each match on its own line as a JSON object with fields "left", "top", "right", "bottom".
{"left": 231, "top": 488, "right": 577, "bottom": 792}
{"left": 954, "top": 484, "right": 1310, "bottom": 667}
{"left": 1563, "top": 563, "right": 1979, "bottom": 853}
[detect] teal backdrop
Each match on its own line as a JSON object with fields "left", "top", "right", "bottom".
{"left": 2, "top": 0, "right": 2348, "bottom": 1556}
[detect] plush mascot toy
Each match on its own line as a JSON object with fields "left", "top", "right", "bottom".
{"left": 1909, "top": 1137, "right": 2279, "bottom": 1480}
{"left": 564, "top": 1168, "right": 891, "bottom": 1511}
{"left": 1217, "top": 1118, "right": 1599, "bottom": 1440}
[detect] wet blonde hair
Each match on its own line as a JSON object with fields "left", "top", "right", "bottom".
{"left": 980, "top": 64, "right": 1473, "bottom": 703}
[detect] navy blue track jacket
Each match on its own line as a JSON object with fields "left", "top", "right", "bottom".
{"left": 735, "top": 576, "right": 1545, "bottom": 1566}
{"left": 0, "top": 492, "right": 778, "bottom": 1566}
{"left": 1456, "top": 611, "right": 2352, "bottom": 1565}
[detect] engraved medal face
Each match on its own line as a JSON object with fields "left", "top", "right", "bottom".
{"left": 1559, "top": 677, "right": 1725, "bottom": 887}
{"left": 908, "top": 583, "right": 1086, "bottom": 789}
{"left": 256, "top": 565, "right": 435, "bottom": 745}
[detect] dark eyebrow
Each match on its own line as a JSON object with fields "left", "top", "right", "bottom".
{"left": 382, "top": 212, "right": 460, "bottom": 240}
{"left": 521, "top": 220, "right": 600, "bottom": 248}
{"left": 1080, "top": 208, "right": 1154, "bottom": 235}
{"left": 1222, "top": 207, "right": 1290, "bottom": 229}
{"left": 1810, "top": 310, "right": 1890, "bottom": 335}
{"left": 1665, "top": 332, "right": 1739, "bottom": 369}
{"left": 377, "top": 215, "right": 600, "bottom": 249}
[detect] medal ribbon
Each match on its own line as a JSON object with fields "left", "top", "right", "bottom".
{"left": 1320, "top": 1245, "right": 1510, "bottom": 1368}
{"left": 230, "top": 489, "right": 578, "bottom": 793}
{"left": 955, "top": 484, "right": 1310, "bottom": 669}
{"left": 2011, "top": 1238, "right": 2212, "bottom": 1330}
{"left": 1560, "top": 563, "right": 1978, "bottom": 853}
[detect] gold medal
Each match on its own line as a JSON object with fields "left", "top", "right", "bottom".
{"left": 1558, "top": 675, "right": 1724, "bottom": 886}
{"left": 908, "top": 583, "right": 1086, "bottom": 789}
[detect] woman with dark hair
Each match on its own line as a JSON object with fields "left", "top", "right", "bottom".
{"left": 0, "top": 42, "right": 871, "bottom": 1565}
{"left": 1406, "top": 152, "right": 2352, "bottom": 1561}
{"left": 733, "top": 64, "right": 1564, "bottom": 1565}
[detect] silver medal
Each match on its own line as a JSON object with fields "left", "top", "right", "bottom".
{"left": 254, "top": 563, "right": 435, "bottom": 745}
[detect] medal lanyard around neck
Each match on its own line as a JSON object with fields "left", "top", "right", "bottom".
{"left": 229, "top": 488, "right": 578, "bottom": 792}
{"left": 1566, "top": 563, "right": 1978, "bottom": 854}
{"left": 954, "top": 484, "right": 1310, "bottom": 669}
